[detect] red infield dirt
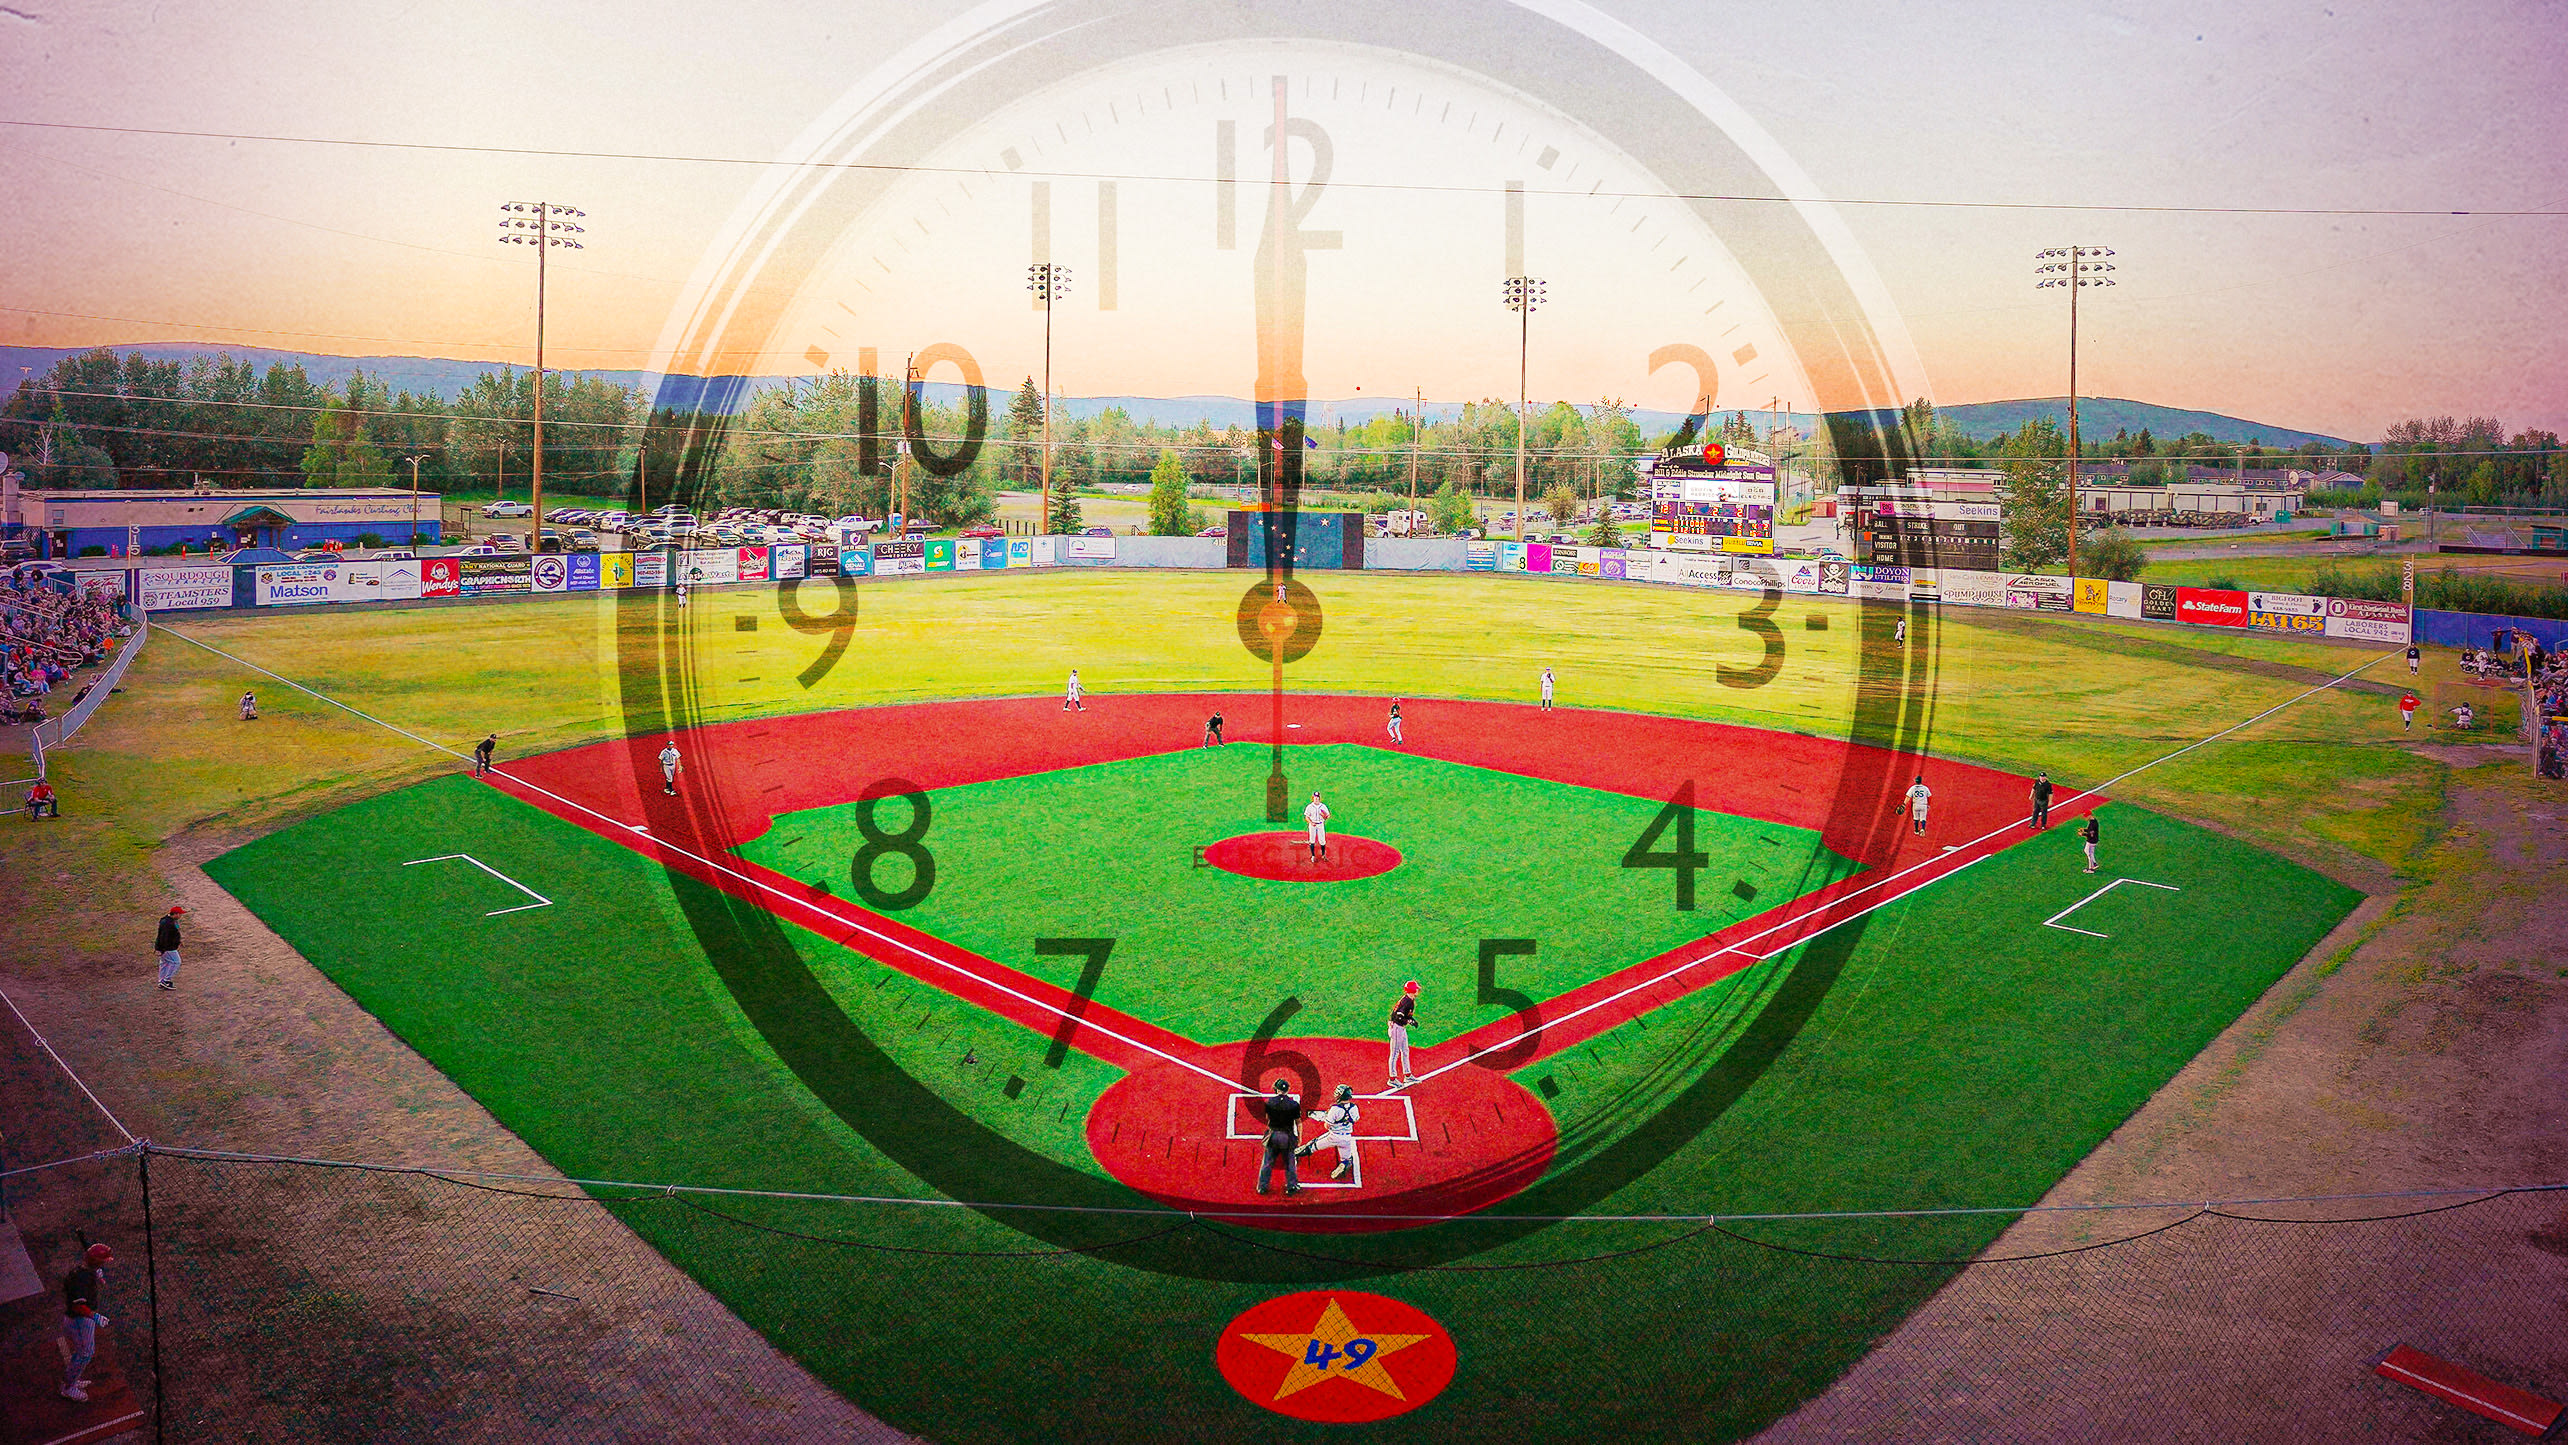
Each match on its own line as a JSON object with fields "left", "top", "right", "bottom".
{"left": 487, "top": 694, "right": 2088, "bottom": 1230}
{"left": 1201, "top": 831, "right": 1403, "bottom": 881}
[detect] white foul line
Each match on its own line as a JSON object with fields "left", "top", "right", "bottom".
{"left": 403, "top": 853, "right": 553, "bottom": 916}
{"left": 0, "top": 984, "right": 136, "bottom": 1144}
{"left": 2041, "top": 878, "right": 2182, "bottom": 939}
{"left": 157, "top": 626, "right": 1242, "bottom": 1095}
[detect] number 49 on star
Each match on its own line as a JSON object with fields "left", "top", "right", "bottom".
{"left": 1306, "top": 1337, "right": 1380, "bottom": 1370}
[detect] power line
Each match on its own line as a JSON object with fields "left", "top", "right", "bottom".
{"left": 4, "top": 117, "right": 2561, "bottom": 218}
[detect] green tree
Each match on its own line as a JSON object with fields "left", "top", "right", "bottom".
{"left": 1428, "top": 478, "right": 1475, "bottom": 535}
{"left": 298, "top": 395, "right": 394, "bottom": 488}
{"left": 1006, "top": 377, "right": 1045, "bottom": 485}
{"left": 1585, "top": 514, "right": 1623, "bottom": 547}
{"left": 1998, "top": 418, "right": 2071, "bottom": 570}
{"left": 1145, "top": 448, "right": 1191, "bottom": 534}
{"left": 1047, "top": 486, "right": 1085, "bottom": 533}
{"left": 2079, "top": 527, "right": 2146, "bottom": 582}
{"left": 1541, "top": 482, "right": 1582, "bottom": 528}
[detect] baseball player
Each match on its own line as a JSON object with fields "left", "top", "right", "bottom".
{"left": 1294, "top": 790, "right": 1335, "bottom": 857}
{"left": 658, "top": 739, "right": 682, "bottom": 796}
{"left": 1295, "top": 1083, "right": 1363, "bottom": 1180}
{"left": 238, "top": 690, "right": 258, "bottom": 721}
{"left": 1895, "top": 617, "right": 1907, "bottom": 644}
{"left": 1386, "top": 699, "right": 1404, "bottom": 745}
{"left": 2405, "top": 644, "right": 2420, "bottom": 677}
{"left": 1253, "top": 1078, "right": 1303, "bottom": 1196}
{"left": 1204, "top": 710, "right": 1225, "bottom": 747}
{"left": 2079, "top": 814, "right": 2101, "bottom": 873}
{"left": 1387, "top": 980, "right": 1419, "bottom": 1087}
{"left": 1901, "top": 775, "right": 1931, "bottom": 836}
{"left": 675, "top": 575, "right": 691, "bottom": 609}
{"left": 1064, "top": 668, "right": 1084, "bottom": 712}
{"left": 473, "top": 734, "right": 497, "bottom": 777}
{"left": 2029, "top": 770, "right": 2053, "bottom": 829}
{"left": 1539, "top": 666, "right": 1556, "bottom": 712}
{"left": 2398, "top": 692, "right": 2420, "bottom": 731}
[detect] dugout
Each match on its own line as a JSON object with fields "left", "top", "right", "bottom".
{"left": 1225, "top": 509, "right": 1366, "bottom": 570}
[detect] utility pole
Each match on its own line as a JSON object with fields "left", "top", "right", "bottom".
{"left": 1408, "top": 385, "right": 1423, "bottom": 533}
{"left": 1502, "top": 275, "right": 1546, "bottom": 541}
{"left": 403, "top": 454, "right": 427, "bottom": 546}
{"left": 2036, "top": 245, "right": 2115, "bottom": 578}
{"left": 1028, "top": 263, "right": 1072, "bottom": 532}
{"left": 499, "top": 201, "right": 586, "bottom": 552}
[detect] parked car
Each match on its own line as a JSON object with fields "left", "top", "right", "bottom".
{"left": 1081, "top": 526, "right": 1114, "bottom": 537}
{"left": 834, "top": 516, "right": 882, "bottom": 533}
{"left": 570, "top": 529, "right": 602, "bottom": 551}
{"left": 958, "top": 524, "right": 1004, "bottom": 539}
{"left": 482, "top": 500, "right": 533, "bottom": 518}
{"left": 455, "top": 544, "right": 506, "bottom": 557}
{"left": 1196, "top": 525, "right": 1227, "bottom": 538}
{"left": 489, "top": 532, "right": 526, "bottom": 551}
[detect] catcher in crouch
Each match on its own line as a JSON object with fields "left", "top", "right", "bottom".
{"left": 1296, "top": 1083, "right": 1363, "bottom": 1181}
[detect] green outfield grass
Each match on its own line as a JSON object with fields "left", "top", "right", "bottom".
{"left": 735, "top": 744, "right": 1856, "bottom": 1049}
{"left": 203, "top": 765, "right": 2356, "bottom": 1443}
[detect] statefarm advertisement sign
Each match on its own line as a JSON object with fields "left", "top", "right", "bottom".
{"left": 2324, "top": 596, "right": 2414, "bottom": 644}
{"left": 2175, "top": 587, "right": 2250, "bottom": 627}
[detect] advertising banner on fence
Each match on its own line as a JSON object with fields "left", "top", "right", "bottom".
{"left": 254, "top": 562, "right": 350, "bottom": 606}
{"left": 979, "top": 538, "right": 1007, "bottom": 570}
{"left": 1064, "top": 536, "right": 1114, "bottom": 566}
{"left": 679, "top": 549, "right": 738, "bottom": 585}
{"left": 1904, "top": 569, "right": 1941, "bottom": 602}
{"left": 565, "top": 553, "right": 601, "bottom": 592}
{"left": 1523, "top": 542, "right": 1551, "bottom": 574}
{"left": 874, "top": 539, "right": 926, "bottom": 576}
{"left": 1663, "top": 554, "right": 1727, "bottom": 588}
{"left": 2141, "top": 583, "right": 2178, "bottom": 621}
{"left": 1778, "top": 561, "right": 1824, "bottom": 594}
{"left": 1600, "top": 549, "right": 1628, "bottom": 580}
{"left": 2324, "top": 597, "right": 2413, "bottom": 644}
{"left": 771, "top": 545, "right": 807, "bottom": 581}
{"left": 952, "top": 539, "right": 981, "bottom": 570}
{"left": 1726, "top": 564, "right": 1776, "bottom": 592}
{"left": 2175, "top": 587, "right": 2250, "bottom": 627}
{"left": 460, "top": 556, "right": 532, "bottom": 596}
{"left": 1939, "top": 569, "right": 2008, "bottom": 607}
{"left": 2245, "top": 591, "right": 2326, "bottom": 634}
{"left": 839, "top": 545, "right": 873, "bottom": 576}
{"left": 1851, "top": 565, "right": 1908, "bottom": 602}
{"left": 530, "top": 554, "right": 570, "bottom": 594}
{"left": 1819, "top": 561, "right": 1851, "bottom": 595}
{"left": 2006, "top": 574, "right": 2074, "bottom": 612}
{"left": 77, "top": 572, "right": 126, "bottom": 603}
{"left": 375, "top": 558, "right": 422, "bottom": 601}
{"left": 2074, "top": 578, "right": 2110, "bottom": 615}
{"left": 737, "top": 547, "right": 771, "bottom": 583}
{"left": 1005, "top": 538, "right": 1032, "bottom": 568}
{"left": 804, "top": 545, "right": 836, "bottom": 578}
{"left": 1464, "top": 540, "right": 1499, "bottom": 571}
{"left": 139, "top": 566, "right": 235, "bottom": 611}
{"left": 925, "top": 539, "right": 956, "bottom": 571}
{"left": 632, "top": 552, "right": 667, "bottom": 588}
{"left": 2103, "top": 580, "right": 2143, "bottom": 619}
{"left": 421, "top": 557, "right": 460, "bottom": 598}
{"left": 600, "top": 552, "right": 633, "bottom": 589}
{"left": 1560, "top": 547, "right": 1589, "bottom": 576}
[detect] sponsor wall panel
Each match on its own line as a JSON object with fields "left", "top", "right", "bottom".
{"left": 565, "top": 553, "right": 602, "bottom": 592}
{"left": 1064, "top": 537, "right": 1113, "bottom": 565}
{"left": 2141, "top": 583, "right": 2178, "bottom": 621}
{"left": 631, "top": 552, "right": 668, "bottom": 588}
{"left": 737, "top": 547, "right": 771, "bottom": 583}
{"left": 2175, "top": 587, "right": 2250, "bottom": 628}
{"left": 1851, "top": 564, "right": 1908, "bottom": 602}
{"left": 772, "top": 545, "right": 807, "bottom": 581}
{"left": 2245, "top": 590, "right": 2326, "bottom": 633}
{"left": 2324, "top": 597, "right": 2413, "bottom": 644}
{"left": 874, "top": 539, "right": 926, "bottom": 576}
{"left": 253, "top": 563, "right": 348, "bottom": 606}
{"left": 840, "top": 545, "right": 875, "bottom": 576}
{"left": 2073, "top": 578, "right": 2110, "bottom": 615}
{"left": 1005, "top": 538, "right": 1034, "bottom": 568}
{"left": 2006, "top": 574, "right": 2073, "bottom": 612}
{"left": 1938, "top": 570, "right": 2008, "bottom": 607}
{"left": 600, "top": 552, "right": 634, "bottom": 588}
{"left": 421, "top": 557, "right": 461, "bottom": 598}
{"left": 1523, "top": 543, "right": 1551, "bottom": 573}
{"left": 529, "top": 554, "right": 570, "bottom": 594}
{"left": 139, "top": 566, "right": 236, "bottom": 611}
{"left": 925, "top": 539, "right": 956, "bottom": 571}
{"left": 1464, "top": 540, "right": 1499, "bottom": 571}
{"left": 1498, "top": 542, "right": 1528, "bottom": 572}
{"left": 2104, "top": 580, "right": 2143, "bottom": 619}
{"left": 680, "top": 549, "right": 738, "bottom": 585}
{"left": 459, "top": 556, "right": 532, "bottom": 596}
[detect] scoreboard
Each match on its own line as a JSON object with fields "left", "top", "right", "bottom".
{"left": 1850, "top": 496, "right": 2002, "bottom": 571}
{"left": 1647, "top": 458, "right": 1776, "bottom": 555}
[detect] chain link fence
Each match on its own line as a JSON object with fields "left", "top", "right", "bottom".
{"left": 6, "top": 1144, "right": 2561, "bottom": 1443}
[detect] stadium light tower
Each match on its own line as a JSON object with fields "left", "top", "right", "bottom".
{"left": 1502, "top": 275, "right": 1546, "bottom": 541}
{"left": 499, "top": 201, "right": 586, "bottom": 551}
{"left": 1028, "top": 263, "right": 1073, "bottom": 533}
{"left": 2035, "top": 246, "right": 2114, "bottom": 580}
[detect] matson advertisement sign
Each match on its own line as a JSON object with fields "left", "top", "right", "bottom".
{"left": 2323, "top": 597, "right": 2414, "bottom": 644}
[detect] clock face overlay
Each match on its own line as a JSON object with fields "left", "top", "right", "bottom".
{"left": 604, "top": 0, "right": 1942, "bottom": 1277}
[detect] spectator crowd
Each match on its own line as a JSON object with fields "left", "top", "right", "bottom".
{"left": 3, "top": 570, "right": 130, "bottom": 726}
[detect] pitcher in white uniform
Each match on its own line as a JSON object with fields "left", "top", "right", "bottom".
{"left": 1303, "top": 791, "right": 1331, "bottom": 863}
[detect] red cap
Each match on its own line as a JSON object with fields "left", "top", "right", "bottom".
{"left": 167, "top": 906, "right": 186, "bottom": 916}
{"left": 1402, "top": 981, "right": 1420, "bottom": 995}
{"left": 84, "top": 1243, "right": 114, "bottom": 1265}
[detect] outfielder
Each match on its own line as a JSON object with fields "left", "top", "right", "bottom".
{"left": 1388, "top": 980, "right": 1419, "bottom": 1087}
{"left": 1295, "top": 1083, "right": 1363, "bottom": 1180}
{"left": 1303, "top": 791, "right": 1331, "bottom": 862}
{"left": 1064, "top": 668, "right": 1084, "bottom": 712}
{"left": 1901, "top": 774, "right": 1931, "bottom": 836}
{"left": 1386, "top": 699, "right": 1404, "bottom": 745}
{"left": 659, "top": 739, "right": 682, "bottom": 796}
{"left": 1539, "top": 666, "right": 1556, "bottom": 711}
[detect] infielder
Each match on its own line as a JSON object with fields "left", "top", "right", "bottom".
{"left": 238, "top": 691, "right": 258, "bottom": 721}
{"left": 658, "top": 740, "right": 682, "bottom": 796}
{"left": 1064, "top": 668, "right": 1084, "bottom": 712}
{"left": 1253, "top": 1078, "right": 1303, "bottom": 1196}
{"left": 1386, "top": 700, "right": 1404, "bottom": 745}
{"left": 1387, "top": 980, "right": 1419, "bottom": 1087}
{"left": 1539, "top": 666, "right": 1556, "bottom": 712}
{"left": 1204, "top": 710, "right": 1224, "bottom": 747}
{"left": 1295, "top": 1083, "right": 1363, "bottom": 1181}
{"left": 1303, "top": 791, "right": 1331, "bottom": 862}
{"left": 1901, "top": 774, "right": 1931, "bottom": 836}
{"left": 2398, "top": 692, "right": 2420, "bottom": 731}
{"left": 2079, "top": 815, "right": 2101, "bottom": 873}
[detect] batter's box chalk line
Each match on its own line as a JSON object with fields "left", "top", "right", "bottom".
{"left": 2041, "top": 878, "right": 2181, "bottom": 939}
{"left": 1226, "top": 1093, "right": 1419, "bottom": 1190}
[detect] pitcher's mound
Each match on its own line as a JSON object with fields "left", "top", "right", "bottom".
{"left": 1202, "top": 832, "right": 1401, "bottom": 881}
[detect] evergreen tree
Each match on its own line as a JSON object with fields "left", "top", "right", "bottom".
{"left": 1047, "top": 486, "right": 1085, "bottom": 533}
{"left": 1146, "top": 448, "right": 1191, "bottom": 535}
{"left": 1006, "top": 376, "right": 1045, "bottom": 485}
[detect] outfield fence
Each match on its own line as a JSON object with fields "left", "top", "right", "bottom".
{"left": 5, "top": 1142, "right": 2562, "bottom": 1443}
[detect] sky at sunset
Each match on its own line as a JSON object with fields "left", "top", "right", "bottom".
{"left": 1, "top": 0, "right": 2561, "bottom": 441}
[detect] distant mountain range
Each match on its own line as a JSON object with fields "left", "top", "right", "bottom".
{"left": 0, "top": 342, "right": 2364, "bottom": 450}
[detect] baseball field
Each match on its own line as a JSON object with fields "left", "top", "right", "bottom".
{"left": 25, "top": 568, "right": 2437, "bottom": 1441}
